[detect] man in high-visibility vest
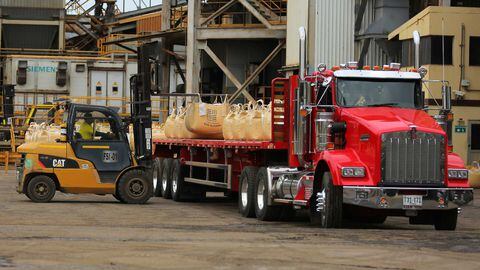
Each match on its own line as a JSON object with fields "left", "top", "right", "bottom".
{"left": 78, "top": 112, "right": 94, "bottom": 140}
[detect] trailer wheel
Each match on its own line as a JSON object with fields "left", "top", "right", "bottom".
{"left": 116, "top": 169, "right": 152, "bottom": 204}
{"left": 171, "top": 160, "right": 187, "bottom": 201}
{"left": 434, "top": 209, "right": 458, "bottom": 231}
{"left": 26, "top": 175, "right": 56, "bottom": 203}
{"left": 310, "top": 171, "right": 343, "bottom": 228}
{"left": 254, "top": 167, "right": 282, "bottom": 221}
{"left": 152, "top": 158, "right": 164, "bottom": 197}
{"left": 238, "top": 166, "right": 258, "bottom": 218}
{"left": 160, "top": 158, "right": 173, "bottom": 199}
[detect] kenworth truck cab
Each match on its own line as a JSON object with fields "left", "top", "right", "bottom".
{"left": 287, "top": 62, "right": 473, "bottom": 230}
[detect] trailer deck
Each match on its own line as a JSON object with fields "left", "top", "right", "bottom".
{"left": 153, "top": 138, "right": 289, "bottom": 150}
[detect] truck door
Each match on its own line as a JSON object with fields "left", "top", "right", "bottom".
{"left": 68, "top": 106, "right": 132, "bottom": 183}
{"left": 468, "top": 121, "right": 480, "bottom": 164}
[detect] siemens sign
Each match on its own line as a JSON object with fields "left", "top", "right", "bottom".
{"left": 26, "top": 66, "right": 58, "bottom": 73}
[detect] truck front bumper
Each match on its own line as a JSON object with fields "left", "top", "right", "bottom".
{"left": 343, "top": 186, "right": 474, "bottom": 210}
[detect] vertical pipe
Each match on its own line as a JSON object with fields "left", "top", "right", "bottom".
{"left": 299, "top": 27, "right": 307, "bottom": 80}
{"left": 413, "top": 31, "right": 420, "bottom": 69}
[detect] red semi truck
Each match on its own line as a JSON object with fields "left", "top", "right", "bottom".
{"left": 149, "top": 61, "right": 473, "bottom": 230}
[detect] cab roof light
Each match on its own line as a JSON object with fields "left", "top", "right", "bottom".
{"left": 389, "top": 63, "right": 401, "bottom": 71}
{"left": 347, "top": 61, "right": 358, "bottom": 70}
{"left": 332, "top": 66, "right": 341, "bottom": 71}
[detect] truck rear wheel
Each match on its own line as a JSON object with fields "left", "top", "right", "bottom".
{"left": 254, "top": 167, "right": 281, "bottom": 221}
{"left": 310, "top": 171, "right": 343, "bottom": 228}
{"left": 171, "top": 160, "right": 187, "bottom": 201}
{"left": 116, "top": 169, "right": 152, "bottom": 204}
{"left": 26, "top": 175, "right": 56, "bottom": 203}
{"left": 152, "top": 158, "right": 163, "bottom": 197}
{"left": 238, "top": 166, "right": 257, "bottom": 218}
{"left": 160, "top": 158, "right": 173, "bottom": 199}
{"left": 434, "top": 209, "right": 458, "bottom": 231}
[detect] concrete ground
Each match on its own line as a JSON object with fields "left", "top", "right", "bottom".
{"left": 0, "top": 171, "right": 479, "bottom": 270}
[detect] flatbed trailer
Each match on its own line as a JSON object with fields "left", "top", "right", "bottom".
{"left": 152, "top": 78, "right": 294, "bottom": 195}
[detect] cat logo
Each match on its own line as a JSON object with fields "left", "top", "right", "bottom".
{"left": 52, "top": 159, "right": 66, "bottom": 168}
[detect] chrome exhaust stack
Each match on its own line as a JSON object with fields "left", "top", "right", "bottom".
{"left": 294, "top": 27, "right": 311, "bottom": 164}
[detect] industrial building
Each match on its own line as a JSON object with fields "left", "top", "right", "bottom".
{"left": 0, "top": 0, "right": 478, "bottom": 166}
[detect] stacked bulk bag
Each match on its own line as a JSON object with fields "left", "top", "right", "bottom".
{"left": 176, "top": 106, "right": 200, "bottom": 139}
{"left": 185, "top": 97, "right": 228, "bottom": 139}
{"left": 24, "top": 123, "right": 62, "bottom": 143}
{"left": 223, "top": 100, "right": 272, "bottom": 141}
{"left": 164, "top": 108, "right": 177, "bottom": 139}
{"left": 152, "top": 123, "right": 166, "bottom": 140}
{"left": 223, "top": 104, "right": 240, "bottom": 140}
{"left": 233, "top": 104, "right": 250, "bottom": 140}
{"left": 47, "top": 125, "right": 62, "bottom": 142}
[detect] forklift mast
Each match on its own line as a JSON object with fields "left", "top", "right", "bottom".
{"left": 130, "top": 41, "right": 164, "bottom": 168}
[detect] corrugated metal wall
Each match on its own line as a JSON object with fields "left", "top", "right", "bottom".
{"left": 0, "top": 0, "right": 64, "bottom": 9}
{"left": 314, "top": 0, "right": 355, "bottom": 68}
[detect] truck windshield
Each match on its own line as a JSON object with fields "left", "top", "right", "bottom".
{"left": 336, "top": 78, "right": 422, "bottom": 108}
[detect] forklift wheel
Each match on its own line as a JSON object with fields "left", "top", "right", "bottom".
{"left": 26, "top": 175, "right": 56, "bottom": 203}
{"left": 116, "top": 169, "right": 152, "bottom": 204}
{"left": 112, "top": 193, "right": 124, "bottom": 203}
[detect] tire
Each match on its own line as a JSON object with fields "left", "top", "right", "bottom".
{"left": 434, "top": 209, "right": 458, "bottom": 231}
{"left": 310, "top": 171, "right": 343, "bottom": 228}
{"left": 26, "top": 175, "right": 56, "bottom": 203}
{"left": 254, "top": 167, "right": 282, "bottom": 221}
{"left": 160, "top": 158, "right": 173, "bottom": 199}
{"left": 238, "top": 166, "right": 258, "bottom": 218}
{"left": 112, "top": 193, "right": 124, "bottom": 202}
{"left": 116, "top": 169, "right": 152, "bottom": 204}
{"left": 171, "top": 160, "right": 187, "bottom": 201}
{"left": 152, "top": 158, "right": 164, "bottom": 197}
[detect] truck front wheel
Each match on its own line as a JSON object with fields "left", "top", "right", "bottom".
{"left": 238, "top": 166, "right": 257, "bottom": 218}
{"left": 116, "top": 169, "right": 152, "bottom": 204}
{"left": 434, "top": 209, "right": 458, "bottom": 231}
{"left": 310, "top": 171, "right": 343, "bottom": 228}
{"left": 26, "top": 175, "right": 56, "bottom": 203}
{"left": 254, "top": 167, "right": 281, "bottom": 221}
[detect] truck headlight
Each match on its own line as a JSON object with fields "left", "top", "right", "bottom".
{"left": 448, "top": 169, "right": 468, "bottom": 179}
{"left": 341, "top": 167, "right": 365, "bottom": 178}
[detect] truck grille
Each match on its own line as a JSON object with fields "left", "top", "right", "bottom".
{"left": 381, "top": 131, "right": 445, "bottom": 186}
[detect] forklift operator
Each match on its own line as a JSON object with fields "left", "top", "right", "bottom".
{"left": 78, "top": 112, "right": 94, "bottom": 140}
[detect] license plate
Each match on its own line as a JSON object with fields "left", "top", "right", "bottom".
{"left": 403, "top": 195, "right": 423, "bottom": 209}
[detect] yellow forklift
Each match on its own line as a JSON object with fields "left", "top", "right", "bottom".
{"left": 16, "top": 43, "right": 159, "bottom": 204}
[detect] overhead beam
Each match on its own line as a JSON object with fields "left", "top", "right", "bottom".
{"left": 237, "top": 0, "right": 272, "bottom": 29}
{"left": 201, "top": 0, "right": 238, "bottom": 27}
{"left": 355, "top": 0, "right": 368, "bottom": 35}
{"left": 73, "top": 20, "right": 99, "bottom": 39}
{"left": 196, "top": 28, "right": 286, "bottom": 40}
{"left": 229, "top": 40, "right": 285, "bottom": 103}
{"left": 200, "top": 42, "right": 255, "bottom": 103}
{"left": 171, "top": 55, "right": 186, "bottom": 85}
